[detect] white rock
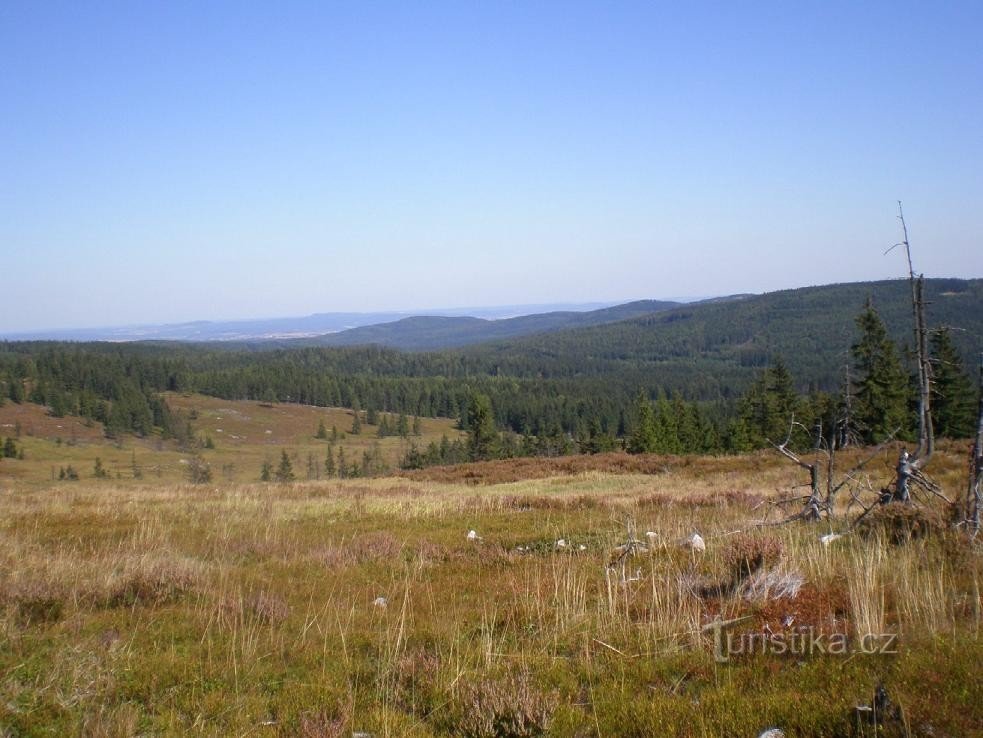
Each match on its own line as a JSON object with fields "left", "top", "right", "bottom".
{"left": 680, "top": 533, "right": 706, "bottom": 553}
{"left": 372, "top": 596, "right": 387, "bottom": 608}
{"left": 466, "top": 529, "right": 480, "bottom": 541}
{"left": 577, "top": 544, "right": 587, "bottom": 551}
{"left": 758, "top": 729, "right": 785, "bottom": 738}
{"left": 820, "top": 533, "right": 843, "bottom": 546}
{"left": 645, "top": 531, "right": 658, "bottom": 542}
{"left": 555, "top": 539, "right": 567, "bottom": 549}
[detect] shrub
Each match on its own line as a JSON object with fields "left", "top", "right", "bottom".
{"left": 102, "top": 558, "right": 199, "bottom": 608}
{"left": 246, "top": 591, "right": 290, "bottom": 624}
{"left": 856, "top": 503, "right": 946, "bottom": 545}
{"left": 722, "top": 533, "right": 784, "bottom": 581}
{"left": 10, "top": 581, "right": 65, "bottom": 626}
{"left": 453, "top": 673, "right": 558, "bottom": 738}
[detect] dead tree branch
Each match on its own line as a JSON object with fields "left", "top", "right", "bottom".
{"left": 768, "top": 416, "right": 822, "bottom": 521}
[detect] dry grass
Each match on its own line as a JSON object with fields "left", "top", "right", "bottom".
{"left": 0, "top": 443, "right": 980, "bottom": 736}
{"left": 0, "top": 393, "right": 464, "bottom": 488}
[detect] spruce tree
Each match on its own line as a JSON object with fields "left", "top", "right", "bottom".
{"left": 8, "top": 375, "right": 24, "bottom": 404}
{"left": 726, "top": 417, "right": 752, "bottom": 454}
{"left": 738, "top": 358, "right": 798, "bottom": 448}
{"left": 930, "top": 327, "right": 976, "bottom": 438}
{"left": 337, "top": 447, "right": 348, "bottom": 479}
{"left": 465, "top": 393, "right": 498, "bottom": 461}
{"left": 275, "top": 449, "right": 294, "bottom": 482}
{"left": 627, "top": 392, "right": 657, "bottom": 453}
{"left": 851, "top": 300, "right": 911, "bottom": 443}
{"left": 351, "top": 397, "right": 362, "bottom": 435}
{"left": 653, "top": 396, "right": 681, "bottom": 454}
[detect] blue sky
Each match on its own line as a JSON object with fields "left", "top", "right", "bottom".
{"left": 2, "top": 1, "right": 982, "bottom": 331}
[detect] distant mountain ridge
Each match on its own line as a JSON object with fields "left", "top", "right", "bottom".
{"left": 303, "top": 300, "right": 686, "bottom": 350}
{"left": 0, "top": 302, "right": 627, "bottom": 342}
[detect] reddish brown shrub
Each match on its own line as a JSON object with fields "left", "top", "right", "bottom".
{"left": 723, "top": 533, "right": 784, "bottom": 581}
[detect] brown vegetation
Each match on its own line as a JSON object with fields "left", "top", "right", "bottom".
{"left": 0, "top": 440, "right": 979, "bottom": 735}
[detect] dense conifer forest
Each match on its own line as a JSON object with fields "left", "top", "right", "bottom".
{"left": 1, "top": 278, "right": 980, "bottom": 468}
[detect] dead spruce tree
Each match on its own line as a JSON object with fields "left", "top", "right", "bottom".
{"left": 884, "top": 202, "right": 937, "bottom": 505}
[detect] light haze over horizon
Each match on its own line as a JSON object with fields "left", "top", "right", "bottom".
{"left": 3, "top": 2, "right": 982, "bottom": 333}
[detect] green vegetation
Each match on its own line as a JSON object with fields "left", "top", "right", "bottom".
{"left": 0, "top": 450, "right": 979, "bottom": 736}
{"left": 852, "top": 300, "right": 911, "bottom": 443}
{"left": 309, "top": 299, "right": 682, "bottom": 350}
{"left": 931, "top": 327, "right": 977, "bottom": 439}
{"left": 0, "top": 280, "right": 980, "bottom": 473}
{"left": 0, "top": 278, "right": 980, "bottom": 735}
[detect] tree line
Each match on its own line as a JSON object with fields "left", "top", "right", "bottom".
{"left": 0, "top": 295, "right": 978, "bottom": 472}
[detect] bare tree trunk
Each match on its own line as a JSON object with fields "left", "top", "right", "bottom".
{"left": 968, "top": 354, "right": 982, "bottom": 538}
{"left": 841, "top": 363, "right": 853, "bottom": 449}
{"left": 889, "top": 203, "right": 933, "bottom": 503}
{"left": 911, "top": 275, "right": 934, "bottom": 466}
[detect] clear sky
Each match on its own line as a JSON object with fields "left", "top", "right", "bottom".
{"left": 2, "top": 1, "right": 982, "bottom": 331}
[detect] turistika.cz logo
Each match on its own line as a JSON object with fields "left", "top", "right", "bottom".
{"left": 703, "top": 617, "right": 899, "bottom": 663}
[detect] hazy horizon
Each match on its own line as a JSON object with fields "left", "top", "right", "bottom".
{"left": 4, "top": 275, "right": 981, "bottom": 338}
{"left": 2, "top": 296, "right": 699, "bottom": 336}
{"left": 3, "top": 3, "right": 982, "bottom": 333}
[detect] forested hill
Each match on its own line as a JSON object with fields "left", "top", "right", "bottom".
{"left": 304, "top": 299, "right": 683, "bottom": 350}
{"left": 459, "top": 278, "right": 983, "bottom": 391}
{"left": 1, "top": 278, "right": 980, "bottom": 453}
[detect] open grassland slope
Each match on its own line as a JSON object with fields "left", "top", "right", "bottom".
{"left": 0, "top": 447, "right": 980, "bottom": 736}
{"left": 0, "top": 395, "right": 463, "bottom": 488}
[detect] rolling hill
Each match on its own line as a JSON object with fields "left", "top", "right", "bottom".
{"left": 305, "top": 300, "right": 685, "bottom": 350}
{"left": 458, "top": 277, "right": 983, "bottom": 392}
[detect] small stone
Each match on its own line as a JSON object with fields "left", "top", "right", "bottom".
{"left": 372, "top": 597, "right": 387, "bottom": 608}
{"left": 466, "top": 529, "right": 480, "bottom": 541}
{"left": 757, "top": 729, "right": 785, "bottom": 738}
{"left": 680, "top": 533, "right": 706, "bottom": 552}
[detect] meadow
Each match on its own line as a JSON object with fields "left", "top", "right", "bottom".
{"left": 0, "top": 402, "right": 980, "bottom": 737}
{"left": 0, "top": 394, "right": 463, "bottom": 488}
